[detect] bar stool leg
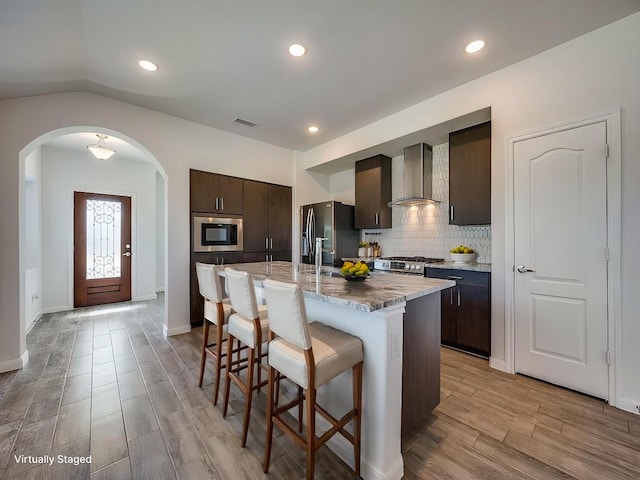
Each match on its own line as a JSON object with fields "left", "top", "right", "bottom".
{"left": 241, "top": 346, "right": 256, "bottom": 447}
{"left": 263, "top": 365, "right": 276, "bottom": 473}
{"left": 222, "top": 335, "right": 235, "bottom": 418}
{"left": 353, "top": 362, "right": 363, "bottom": 477}
{"left": 305, "top": 385, "right": 316, "bottom": 480}
{"left": 198, "top": 320, "right": 210, "bottom": 387}
{"left": 213, "top": 321, "right": 224, "bottom": 405}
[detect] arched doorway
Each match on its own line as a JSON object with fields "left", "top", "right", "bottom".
{"left": 19, "top": 126, "right": 169, "bottom": 365}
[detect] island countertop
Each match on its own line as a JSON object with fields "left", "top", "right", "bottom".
{"left": 220, "top": 261, "right": 454, "bottom": 312}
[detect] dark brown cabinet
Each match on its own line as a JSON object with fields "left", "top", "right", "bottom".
{"left": 449, "top": 121, "right": 491, "bottom": 225}
{"left": 426, "top": 267, "right": 491, "bottom": 358}
{"left": 354, "top": 155, "right": 392, "bottom": 229}
{"left": 190, "top": 169, "right": 243, "bottom": 214}
{"left": 190, "top": 252, "right": 243, "bottom": 324}
{"left": 242, "top": 180, "right": 292, "bottom": 262}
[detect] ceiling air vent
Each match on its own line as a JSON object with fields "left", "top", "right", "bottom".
{"left": 234, "top": 118, "right": 258, "bottom": 128}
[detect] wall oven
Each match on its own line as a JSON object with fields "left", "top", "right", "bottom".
{"left": 193, "top": 215, "right": 243, "bottom": 252}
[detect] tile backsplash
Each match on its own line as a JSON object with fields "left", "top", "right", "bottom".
{"left": 363, "top": 143, "right": 492, "bottom": 263}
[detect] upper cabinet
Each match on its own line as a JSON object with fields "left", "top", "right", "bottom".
{"left": 243, "top": 180, "right": 292, "bottom": 260}
{"left": 190, "top": 169, "right": 243, "bottom": 214}
{"left": 354, "top": 154, "right": 392, "bottom": 229}
{"left": 448, "top": 121, "right": 491, "bottom": 225}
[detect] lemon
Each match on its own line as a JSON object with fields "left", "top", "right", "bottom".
{"left": 359, "top": 263, "right": 369, "bottom": 272}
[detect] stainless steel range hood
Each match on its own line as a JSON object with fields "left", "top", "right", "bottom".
{"left": 388, "top": 143, "right": 439, "bottom": 206}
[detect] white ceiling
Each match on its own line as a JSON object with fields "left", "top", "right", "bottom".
{"left": 2, "top": 1, "right": 639, "bottom": 153}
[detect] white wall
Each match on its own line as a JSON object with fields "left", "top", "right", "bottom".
{"left": 41, "top": 145, "right": 158, "bottom": 310}
{"left": 156, "top": 171, "right": 165, "bottom": 292}
{"left": 0, "top": 91, "right": 294, "bottom": 372}
{"left": 24, "top": 147, "right": 42, "bottom": 332}
{"left": 303, "top": 13, "right": 640, "bottom": 410}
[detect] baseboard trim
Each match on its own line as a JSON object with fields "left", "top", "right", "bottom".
{"left": 615, "top": 396, "right": 640, "bottom": 416}
{"left": 489, "top": 356, "right": 507, "bottom": 372}
{"left": 42, "top": 305, "right": 72, "bottom": 314}
{"left": 156, "top": 287, "right": 165, "bottom": 293}
{"left": 134, "top": 294, "right": 158, "bottom": 302}
{"left": 162, "top": 324, "right": 191, "bottom": 337}
{"left": 26, "top": 311, "right": 42, "bottom": 334}
{"left": 0, "top": 350, "right": 29, "bottom": 373}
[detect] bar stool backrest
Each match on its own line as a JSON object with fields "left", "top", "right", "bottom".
{"left": 225, "top": 268, "right": 259, "bottom": 319}
{"left": 263, "top": 279, "right": 311, "bottom": 350}
{"left": 195, "top": 262, "right": 224, "bottom": 303}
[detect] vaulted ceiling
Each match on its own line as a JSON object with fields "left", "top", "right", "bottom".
{"left": 2, "top": 1, "right": 639, "bottom": 151}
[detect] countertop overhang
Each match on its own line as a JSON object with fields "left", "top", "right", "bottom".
{"left": 220, "top": 261, "right": 454, "bottom": 312}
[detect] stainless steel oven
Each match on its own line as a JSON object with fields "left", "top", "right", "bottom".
{"left": 193, "top": 215, "right": 243, "bottom": 252}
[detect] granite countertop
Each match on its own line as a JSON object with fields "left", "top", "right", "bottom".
{"left": 426, "top": 261, "right": 492, "bottom": 273}
{"left": 221, "top": 261, "right": 454, "bottom": 312}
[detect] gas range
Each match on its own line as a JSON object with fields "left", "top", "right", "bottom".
{"left": 374, "top": 256, "right": 444, "bottom": 274}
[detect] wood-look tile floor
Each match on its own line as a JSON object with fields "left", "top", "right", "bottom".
{"left": 0, "top": 295, "right": 638, "bottom": 479}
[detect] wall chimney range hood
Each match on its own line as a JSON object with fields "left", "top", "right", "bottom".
{"left": 388, "top": 143, "right": 439, "bottom": 206}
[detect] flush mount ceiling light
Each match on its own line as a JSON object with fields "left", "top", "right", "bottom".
{"left": 288, "top": 43, "right": 306, "bottom": 57}
{"left": 138, "top": 59, "right": 159, "bottom": 71}
{"left": 308, "top": 125, "right": 319, "bottom": 133}
{"left": 87, "top": 134, "right": 116, "bottom": 160}
{"left": 465, "top": 40, "right": 485, "bottom": 54}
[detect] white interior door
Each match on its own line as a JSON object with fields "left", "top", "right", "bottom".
{"left": 513, "top": 121, "right": 608, "bottom": 399}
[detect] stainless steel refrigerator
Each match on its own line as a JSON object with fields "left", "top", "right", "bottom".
{"left": 301, "top": 201, "right": 360, "bottom": 266}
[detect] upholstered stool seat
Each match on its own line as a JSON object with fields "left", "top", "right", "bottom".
{"left": 262, "top": 279, "right": 364, "bottom": 480}
{"left": 196, "top": 263, "right": 234, "bottom": 405}
{"left": 269, "top": 322, "right": 363, "bottom": 389}
{"left": 222, "top": 268, "right": 270, "bottom": 448}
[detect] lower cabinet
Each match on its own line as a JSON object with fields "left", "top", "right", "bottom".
{"left": 190, "top": 252, "right": 242, "bottom": 325}
{"left": 426, "top": 268, "right": 491, "bottom": 358}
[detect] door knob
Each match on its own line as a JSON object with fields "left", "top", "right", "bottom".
{"left": 517, "top": 265, "right": 534, "bottom": 273}
{"left": 123, "top": 252, "right": 132, "bottom": 257}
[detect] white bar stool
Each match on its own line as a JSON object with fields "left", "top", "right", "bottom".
{"left": 195, "top": 262, "right": 232, "bottom": 405}
{"left": 262, "top": 279, "right": 364, "bottom": 480}
{"left": 222, "top": 268, "right": 269, "bottom": 447}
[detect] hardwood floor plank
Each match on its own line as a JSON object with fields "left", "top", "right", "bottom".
{"left": 121, "top": 394, "right": 159, "bottom": 441}
{"left": 61, "top": 373, "right": 91, "bottom": 406}
{"left": 2, "top": 417, "right": 56, "bottom": 478}
{"left": 128, "top": 428, "right": 176, "bottom": 480}
{"left": 139, "top": 360, "right": 168, "bottom": 386}
{"left": 89, "top": 456, "right": 132, "bottom": 480}
{"left": 46, "top": 435, "right": 90, "bottom": 480}
{"left": 147, "top": 381, "right": 182, "bottom": 419}
{"left": 158, "top": 408, "right": 207, "bottom": 467}
{"left": 53, "top": 398, "right": 91, "bottom": 448}
{"left": 175, "top": 455, "right": 229, "bottom": 480}
{"left": 89, "top": 411, "right": 128, "bottom": 472}
{"left": 434, "top": 392, "right": 509, "bottom": 442}
{"left": 90, "top": 383, "right": 121, "bottom": 420}
{"left": 92, "top": 361, "right": 117, "bottom": 389}
{"left": 117, "top": 370, "right": 146, "bottom": 402}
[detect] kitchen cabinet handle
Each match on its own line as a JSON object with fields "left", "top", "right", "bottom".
{"left": 220, "top": 257, "right": 224, "bottom": 265}
{"left": 450, "top": 205, "right": 454, "bottom": 222}
{"left": 265, "top": 238, "right": 269, "bottom": 249}
{"left": 447, "top": 275, "right": 463, "bottom": 280}
{"left": 270, "top": 238, "right": 273, "bottom": 249}
{"left": 220, "top": 197, "right": 224, "bottom": 210}
{"left": 266, "top": 255, "right": 269, "bottom": 262}
{"left": 457, "top": 290, "right": 461, "bottom": 307}
{"left": 270, "top": 254, "right": 273, "bottom": 262}
{"left": 450, "top": 288, "right": 453, "bottom": 305}
{"left": 215, "top": 197, "right": 219, "bottom": 210}
{"left": 375, "top": 213, "right": 379, "bottom": 225}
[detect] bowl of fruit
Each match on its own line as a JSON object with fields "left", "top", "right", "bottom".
{"left": 450, "top": 245, "right": 477, "bottom": 263}
{"left": 340, "top": 260, "right": 370, "bottom": 281}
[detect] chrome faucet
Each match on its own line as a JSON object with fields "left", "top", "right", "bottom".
{"left": 315, "top": 237, "right": 328, "bottom": 273}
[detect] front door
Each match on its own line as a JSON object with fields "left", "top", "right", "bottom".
{"left": 74, "top": 191, "right": 132, "bottom": 307}
{"left": 513, "top": 121, "right": 608, "bottom": 399}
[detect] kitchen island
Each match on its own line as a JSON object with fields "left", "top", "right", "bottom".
{"left": 221, "top": 261, "right": 454, "bottom": 480}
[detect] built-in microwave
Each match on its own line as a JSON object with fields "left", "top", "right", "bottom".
{"left": 193, "top": 215, "right": 243, "bottom": 252}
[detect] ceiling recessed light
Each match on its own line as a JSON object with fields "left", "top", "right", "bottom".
{"left": 465, "top": 40, "right": 485, "bottom": 54}
{"left": 308, "top": 126, "right": 319, "bottom": 133}
{"left": 138, "top": 59, "right": 159, "bottom": 71}
{"left": 288, "top": 43, "right": 307, "bottom": 57}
